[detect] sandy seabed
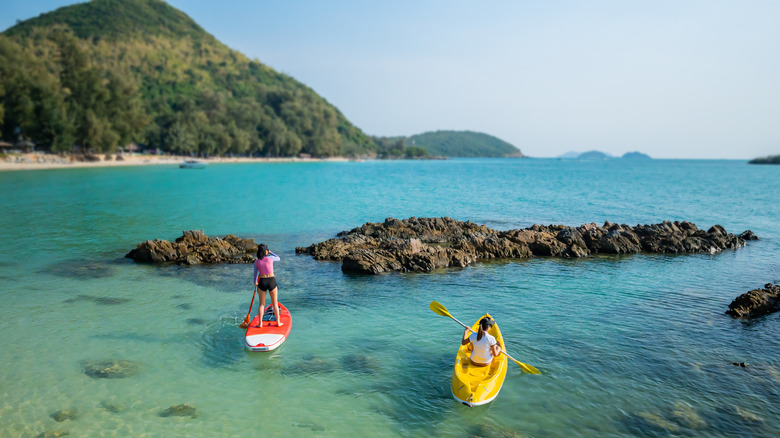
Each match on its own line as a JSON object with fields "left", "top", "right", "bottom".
{"left": 0, "top": 153, "right": 349, "bottom": 171}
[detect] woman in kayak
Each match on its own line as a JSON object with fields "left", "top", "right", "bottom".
{"left": 253, "top": 244, "right": 283, "bottom": 326}
{"left": 461, "top": 317, "right": 500, "bottom": 366}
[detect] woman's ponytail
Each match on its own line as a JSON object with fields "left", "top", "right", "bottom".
{"left": 476, "top": 317, "right": 493, "bottom": 342}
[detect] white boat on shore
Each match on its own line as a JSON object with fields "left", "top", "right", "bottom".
{"left": 179, "top": 160, "right": 207, "bottom": 169}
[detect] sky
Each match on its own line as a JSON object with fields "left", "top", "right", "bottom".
{"left": 2, "top": 1, "right": 779, "bottom": 159}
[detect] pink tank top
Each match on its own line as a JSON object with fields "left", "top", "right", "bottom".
{"left": 253, "top": 252, "right": 280, "bottom": 282}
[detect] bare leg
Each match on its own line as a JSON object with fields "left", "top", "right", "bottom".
{"left": 269, "top": 287, "right": 282, "bottom": 326}
{"left": 258, "top": 289, "right": 266, "bottom": 325}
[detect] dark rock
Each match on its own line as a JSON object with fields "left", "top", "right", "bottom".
{"left": 297, "top": 217, "right": 755, "bottom": 275}
{"left": 83, "top": 359, "right": 138, "bottom": 379}
{"left": 159, "top": 404, "right": 198, "bottom": 418}
{"left": 50, "top": 409, "right": 77, "bottom": 422}
{"left": 726, "top": 283, "right": 780, "bottom": 319}
{"left": 739, "top": 230, "right": 758, "bottom": 240}
{"left": 126, "top": 231, "right": 257, "bottom": 265}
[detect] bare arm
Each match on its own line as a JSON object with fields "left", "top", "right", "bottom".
{"left": 461, "top": 327, "right": 471, "bottom": 346}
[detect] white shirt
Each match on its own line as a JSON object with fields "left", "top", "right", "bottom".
{"left": 469, "top": 332, "right": 497, "bottom": 364}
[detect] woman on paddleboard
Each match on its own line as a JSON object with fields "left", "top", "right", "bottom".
{"left": 461, "top": 317, "right": 500, "bottom": 366}
{"left": 253, "top": 244, "right": 283, "bottom": 326}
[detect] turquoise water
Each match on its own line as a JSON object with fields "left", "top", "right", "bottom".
{"left": 1, "top": 159, "right": 779, "bottom": 437}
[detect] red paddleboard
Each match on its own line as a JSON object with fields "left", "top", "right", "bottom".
{"left": 244, "top": 303, "right": 292, "bottom": 352}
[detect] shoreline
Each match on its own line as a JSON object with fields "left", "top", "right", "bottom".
{"left": 0, "top": 153, "right": 350, "bottom": 172}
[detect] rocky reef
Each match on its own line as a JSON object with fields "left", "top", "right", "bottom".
{"left": 726, "top": 283, "right": 780, "bottom": 319}
{"left": 125, "top": 230, "right": 257, "bottom": 265}
{"left": 159, "top": 404, "right": 198, "bottom": 418}
{"left": 296, "top": 217, "right": 756, "bottom": 275}
{"left": 83, "top": 359, "right": 139, "bottom": 379}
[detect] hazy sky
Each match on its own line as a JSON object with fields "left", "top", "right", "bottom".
{"left": 3, "top": 1, "right": 779, "bottom": 158}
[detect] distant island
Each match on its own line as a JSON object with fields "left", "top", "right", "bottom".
{"left": 748, "top": 155, "right": 780, "bottom": 165}
{"left": 0, "top": 0, "right": 516, "bottom": 161}
{"left": 405, "top": 130, "right": 522, "bottom": 158}
{"left": 621, "top": 151, "right": 652, "bottom": 159}
{"left": 578, "top": 150, "right": 612, "bottom": 160}
{"left": 366, "top": 130, "right": 522, "bottom": 159}
{"left": 559, "top": 150, "right": 652, "bottom": 160}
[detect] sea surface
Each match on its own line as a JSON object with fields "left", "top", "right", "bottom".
{"left": 0, "top": 158, "right": 778, "bottom": 437}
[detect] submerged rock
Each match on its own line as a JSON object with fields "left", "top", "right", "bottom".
{"left": 186, "top": 318, "right": 207, "bottom": 325}
{"left": 100, "top": 400, "right": 123, "bottom": 413}
{"left": 50, "top": 409, "right": 78, "bottom": 422}
{"left": 43, "top": 260, "right": 114, "bottom": 279}
{"left": 296, "top": 217, "right": 756, "bottom": 275}
{"left": 38, "top": 430, "right": 69, "bottom": 438}
{"left": 726, "top": 283, "right": 780, "bottom": 319}
{"left": 282, "top": 357, "right": 336, "bottom": 376}
{"left": 636, "top": 412, "right": 679, "bottom": 433}
{"left": 83, "top": 359, "right": 139, "bottom": 379}
{"left": 159, "top": 404, "right": 198, "bottom": 418}
{"left": 672, "top": 401, "right": 707, "bottom": 429}
{"left": 734, "top": 406, "right": 764, "bottom": 423}
{"left": 63, "top": 295, "right": 130, "bottom": 305}
{"left": 126, "top": 230, "right": 257, "bottom": 265}
{"left": 341, "top": 354, "right": 381, "bottom": 375}
{"left": 468, "top": 423, "right": 525, "bottom": 438}
{"left": 293, "top": 422, "right": 326, "bottom": 432}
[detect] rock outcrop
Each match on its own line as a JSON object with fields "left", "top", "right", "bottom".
{"left": 296, "top": 217, "right": 755, "bottom": 275}
{"left": 125, "top": 230, "right": 257, "bottom": 265}
{"left": 726, "top": 283, "right": 780, "bottom": 319}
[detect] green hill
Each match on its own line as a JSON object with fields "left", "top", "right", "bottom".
{"left": 406, "top": 130, "right": 522, "bottom": 157}
{"left": 748, "top": 155, "right": 780, "bottom": 164}
{"left": 622, "top": 151, "right": 652, "bottom": 159}
{"left": 0, "top": 0, "right": 374, "bottom": 156}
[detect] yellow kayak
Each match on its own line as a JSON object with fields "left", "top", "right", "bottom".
{"left": 451, "top": 313, "right": 507, "bottom": 407}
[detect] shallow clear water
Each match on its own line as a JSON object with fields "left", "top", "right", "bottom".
{"left": 0, "top": 159, "right": 779, "bottom": 437}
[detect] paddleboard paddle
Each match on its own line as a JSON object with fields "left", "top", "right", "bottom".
{"left": 239, "top": 287, "right": 257, "bottom": 329}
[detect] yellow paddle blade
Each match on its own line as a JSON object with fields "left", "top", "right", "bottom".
{"left": 518, "top": 361, "right": 542, "bottom": 375}
{"left": 429, "top": 301, "right": 453, "bottom": 318}
{"left": 505, "top": 353, "right": 541, "bottom": 374}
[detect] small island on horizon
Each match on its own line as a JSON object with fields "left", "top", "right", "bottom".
{"left": 558, "top": 150, "right": 652, "bottom": 160}
{"left": 748, "top": 155, "right": 780, "bottom": 165}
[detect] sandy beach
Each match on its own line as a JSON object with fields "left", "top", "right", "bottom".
{"left": 0, "top": 153, "right": 349, "bottom": 171}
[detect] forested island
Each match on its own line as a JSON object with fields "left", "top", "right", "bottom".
{"left": 748, "top": 155, "right": 780, "bottom": 165}
{"left": 0, "top": 0, "right": 522, "bottom": 160}
{"left": 406, "top": 131, "right": 522, "bottom": 158}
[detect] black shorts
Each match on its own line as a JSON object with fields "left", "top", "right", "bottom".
{"left": 257, "top": 276, "right": 278, "bottom": 292}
